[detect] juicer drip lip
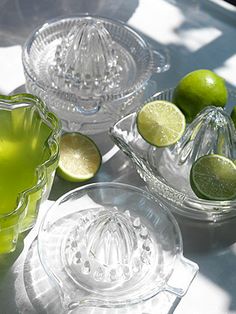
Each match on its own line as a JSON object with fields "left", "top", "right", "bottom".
{"left": 37, "top": 182, "right": 198, "bottom": 309}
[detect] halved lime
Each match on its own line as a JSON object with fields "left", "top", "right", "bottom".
{"left": 57, "top": 132, "right": 102, "bottom": 182}
{"left": 190, "top": 154, "right": 236, "bottom": 201}
{"left": 136, "top": 100, "right": 186, "bottom": 147}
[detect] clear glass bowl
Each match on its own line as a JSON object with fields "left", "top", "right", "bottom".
{"left": 0, "top": 93, "right": 61, "bottom": 254}
{"left": 110, "top": 89, "right": 236, "bottom": 252}
{"left": 110, "top": 88, "right": 236, "bottom": 250}
{"left": 22, "top": 15, "right": 169, "bottom": 134}
{"left": 38, "top": 182, "right": 197, "bottom": 311}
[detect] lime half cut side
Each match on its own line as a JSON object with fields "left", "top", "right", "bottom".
{"left": 57, "top": 132, "right": 102, "bottom": 182}
{"left": 136, "top": 100, "right": 186, "bottom": 147}
{"left": 190, "top": 154, "right": 236, "bottom": 201}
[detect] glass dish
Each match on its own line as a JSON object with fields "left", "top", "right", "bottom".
{"left": 22, "top": 15, "right": 169, "bottom": 134}
{"left": 109, "top": 88, "right": 236, "bottom": 250}
{"left": 0, "top": 93, "right": 60, "bottom": 254}
{"left": 38, "top": 182, "right": 198, "bottom": 311}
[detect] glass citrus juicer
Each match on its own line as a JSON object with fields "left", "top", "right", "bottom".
{"left": 37, "top": 182, "right": 198, "bottom": 312}
{"left": 22, "top": 15, "right": 169, "bottom": 134}
{"left": 110, "top": 88, "right": 236, "bottom": 250}
{"left": 0, "top": 93, "right": 60, "bottom": 254}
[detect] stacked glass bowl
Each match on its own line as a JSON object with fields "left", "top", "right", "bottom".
{"left": 22, "top": 15, "right": 169, "bottom": 134}
{"left": 18, "top": 15, "right": 198, "bottom": 313}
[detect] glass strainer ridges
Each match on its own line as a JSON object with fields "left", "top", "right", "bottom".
{"left": 49, "top": 19, "right": 123, "bottom": 98}
{"left": 63, "top": 207, "right": 157, "bottom": 289}
{"left": 171, "top": 106, "right": 236, "bottom": 165}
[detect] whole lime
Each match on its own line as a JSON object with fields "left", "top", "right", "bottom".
{"left": 173, "top": 69, "right": 228, "bottom": 122}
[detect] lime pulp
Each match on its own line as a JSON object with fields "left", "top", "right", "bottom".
{"left": 136, "top": 100, "right": 186, "bottom": 147}
{"left": 57, "top": 132, "right": 102, "bottom": 182}
{"left": 190, "top": 154, "right": 236, "bottom": 201}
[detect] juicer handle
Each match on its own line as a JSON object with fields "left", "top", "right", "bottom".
{"left": 151, "top": 47, "right": 170, "bottom": 73}
{"left": 165, "top": 255, "right": 198, "bottom": 297}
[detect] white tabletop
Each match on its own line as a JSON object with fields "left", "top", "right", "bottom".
{"left": 0, "top": 0, "right": 236, "bottom": 313}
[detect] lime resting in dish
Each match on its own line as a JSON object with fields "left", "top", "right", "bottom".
{"left": 190, "top": 154, "right": 236, "bottom": 201}
{"left": 136, "top": 100, "right": 186, "bottom": 147}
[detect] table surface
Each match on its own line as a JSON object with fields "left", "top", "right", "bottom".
{"left": 0, "top": 0, "right": 236, "bottom": 313}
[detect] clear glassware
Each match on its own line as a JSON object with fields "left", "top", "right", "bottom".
{"left": 38, "top": 182, "right": 198, "bottom": 311}
{"left": 0, "top": 93, "right": 61, "bottom": 254}
{"left": 22, "top": 15, "right": 169, "bottom": 134}
{"left": 109, "top": 88, "right": 236, "bottom": 250}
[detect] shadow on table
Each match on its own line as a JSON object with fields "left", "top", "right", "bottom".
{"left": 21, "top": 239, "right": 180, "bottom": 314}
{"left": 130, "top": 2, "right": 236, "bottom": 313}
{"left": 48, "top": 112, "right": 143, "bottom": 200}
{"left": 188, "top": 248, "right": 236, "bottom": 313}
{"left": 0, "top": 0, "right": 139, "bottom": 46}
{"left": 2, "top": 0, "right": 236, "bottom": 312}
{"left": 0, "top": 230, "right": 30, "bottom": 279}
{"left": 0, "top": 231, "right": 31, "bottom": 314}
{"left": 137, "top": 0, "right": 236, "bottom": 94}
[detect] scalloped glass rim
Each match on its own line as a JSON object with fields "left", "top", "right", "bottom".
{"left": 110, "top": 87, "right": 236, "bottom": 222}
{"left": 22, "top": 14, "right": 156, "bottom": 103}
{"left": 37, "top": 182, "right": 193, "bottom": 308}
{"left": 0, "top": 93, "right": 61, "bottom": 221}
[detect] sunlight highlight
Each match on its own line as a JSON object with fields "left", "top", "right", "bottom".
{"left": 179, "top": 27, "right": 222, "bottom": 52}
{"left": 0, "top": 45, "right": 25, "bottom": 94}
{"left": 128, "top": 0, "right": 184, "bottom": 45}
{"left": 175, "top": 273, "right": 231, "bottom": 314}
{"left": 215, "top": 54, "right": 236, "bottom": 86}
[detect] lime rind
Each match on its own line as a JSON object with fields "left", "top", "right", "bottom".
{"left": 57, "top": 132, "right": 102, "bottom": 182}
{"left": 173, "top": 69, "right": 228, "bottom": 123}
{"left": 137, "top": 100, "right": 186, "bottom": 147}
{"left": 190, "top": 154, "right": 236, "bottom": 201}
